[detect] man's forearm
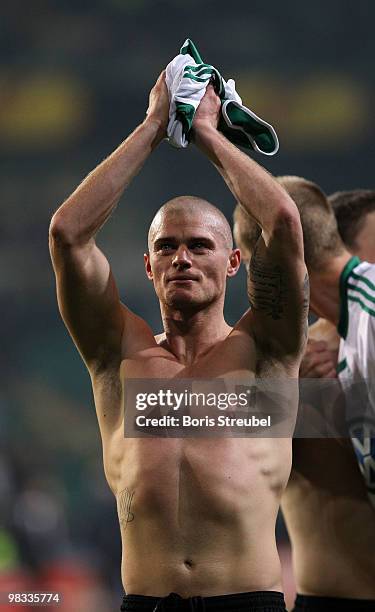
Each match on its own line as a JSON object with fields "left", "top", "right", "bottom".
{"left": 194, "top": 125, "right": 298, "bottom": 238}
{"left": 50, "top": 118, "right": 164, "bottom": 245}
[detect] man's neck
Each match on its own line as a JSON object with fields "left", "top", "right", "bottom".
{"left": 159, "top": 301, "right": 231, "bottom": 365}
{"left": 310, "top": 252, "right": 353, "bottom": 326}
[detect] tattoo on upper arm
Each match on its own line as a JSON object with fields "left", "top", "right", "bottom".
{"left": 302, "top": 272, "right": 309, "bottom": 307}
{"left": 302, "top": 272, "right": 310, "bottom": 337}
{"left": 117, "top": 487, "right": 135, "bottom": 530}
{"left": 247, "top": 243, "right": 287, "bottom": 320}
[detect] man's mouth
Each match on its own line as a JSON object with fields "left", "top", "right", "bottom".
{"left": 168, "top": 274, "right": 199, "bottom": 282}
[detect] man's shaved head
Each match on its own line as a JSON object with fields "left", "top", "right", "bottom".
{"left": 148, "top": 196, "right": 233, "bottom": 250}
{"left": 145, "top": 195, "right": 240, "bottom": 312}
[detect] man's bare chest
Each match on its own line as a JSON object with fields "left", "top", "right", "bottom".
{"left": 120, "top": 331, "right": 258, "bottom": 380}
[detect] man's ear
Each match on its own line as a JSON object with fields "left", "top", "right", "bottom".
{"left": 144, "top": 253, "right": 153, "bottom": 280}
{"left": 227, "top": 248, "right": 241, "bottom": 278}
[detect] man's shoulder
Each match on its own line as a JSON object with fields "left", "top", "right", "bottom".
{"left": 351, "top": 260, "right": 375, "bottom": 283}
{"left": 347, "top": 261, "right": 375, "bottom": 324}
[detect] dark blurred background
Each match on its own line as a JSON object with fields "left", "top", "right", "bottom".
{"left": 0, "top": 1, "right": 374, "bottom": 609}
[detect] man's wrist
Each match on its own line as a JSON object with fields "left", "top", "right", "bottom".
{"left": 142, "top": 115, "right": 167, "bottom": 147}
{"left": 192, "top": 122, "right": 220, "bottom": 147}
{"left": 193, "top": 121, "right": 218, "bottom": 136}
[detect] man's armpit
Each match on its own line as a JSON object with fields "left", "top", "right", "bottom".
{"left": 247, "top": 243, "right": 287, "bottom": 320}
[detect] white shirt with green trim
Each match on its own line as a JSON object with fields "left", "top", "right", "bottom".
{"left": 337, "top": 256, "right": 375, "bottom": 507}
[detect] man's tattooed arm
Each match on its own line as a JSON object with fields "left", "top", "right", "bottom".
{"left": 246, "top": 238, "right": 309, "bottom": 357}
{"left": 117, "top": 487, "right": 135, "bottom": 530}
{"left": 247, "top": 242, "right": 287, "bottom": 320}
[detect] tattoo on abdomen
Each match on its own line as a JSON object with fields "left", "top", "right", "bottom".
{"left": 248, "top": 245, "right": 287, "bottom": 320}
{"left": 117, "top": 487, "right": 135, "bottom": 529}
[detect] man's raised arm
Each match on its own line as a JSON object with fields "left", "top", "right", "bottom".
{"left": 49, "top": 72, "right": 169, "bottom": 371}
{"left": 192, "top": 86, "right": 308, "bottom": 361}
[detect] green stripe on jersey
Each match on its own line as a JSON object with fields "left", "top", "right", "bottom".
{"left": 175, "top": 102, "right": 195, "bottom": 135}
{"left": 336, "top": 358, "right": 347, "bottom": 374}
{"left": 351, "top": 271, "right": 375, "bottom": 293}
{"left": 183, "top": 73, "right": 212, "bottom": 83}
{"left": 184, "top": 63, "right": 213, "bottom": 72}
{"left": 183, "top": 68, "right": 214, "bottom": 78}
{"left": 183, "top": 68, "right": 214, "bottom": 79}
{"left": 348, "top": 295, "right": 375, "bottom": 317}
{"left": 338, "top": 256, "right": 361, "bottom": 338}
{"left": 180, "top": 39, "right": 203, "bottom": 64}
{"left": 347, "top": 283, "right": 375, "bottom": 304}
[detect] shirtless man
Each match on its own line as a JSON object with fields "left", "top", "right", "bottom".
{"left": 234, "top": 183, "right": 375, "bottom": 612}
{"left": 49, "top": 73, "right": 308, "bottom": 612}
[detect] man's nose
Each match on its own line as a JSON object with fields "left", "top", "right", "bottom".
{"left": 172, "top": 246, "right": 192, "bottom": 268}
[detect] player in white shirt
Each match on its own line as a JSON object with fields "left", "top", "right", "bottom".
{"left": 330, "top": 190, "right": 375, "bottom": 507}
{"left": 335, "top": 256, "right": 375, "bottom": 505}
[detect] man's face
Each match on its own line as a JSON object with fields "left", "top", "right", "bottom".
{"left": 144, "top": 208, "right": 240, "bottom": 310}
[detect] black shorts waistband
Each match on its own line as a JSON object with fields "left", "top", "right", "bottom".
{"left": 121, "top": 591, "right": 286, "bottom": 611}
{"left": 293, "top": 593, "right": 375, "bottom": 611}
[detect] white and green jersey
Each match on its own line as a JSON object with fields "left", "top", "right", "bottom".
{"left": 337, "top": 256, "right": 375, "bottom": 507}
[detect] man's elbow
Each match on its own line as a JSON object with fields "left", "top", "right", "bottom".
{"left": 49, "top": 213, "right": 70, "bottom": 247}
{"left": 272, "top": 205, "right": 303, "bottom": 253}
{"left": 49, "top": 211, "right": 83, "bottom": 248}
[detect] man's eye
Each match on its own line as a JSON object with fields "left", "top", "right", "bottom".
{"left": 191, "top": 242, "right": 207, "bottom": 250}
{"left": 159, "top": 243, "right": 174, "bottom": 251}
